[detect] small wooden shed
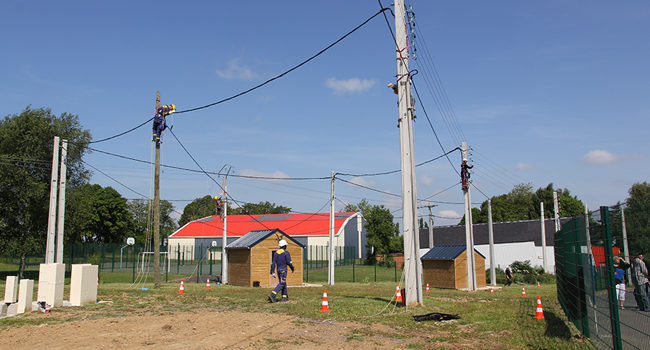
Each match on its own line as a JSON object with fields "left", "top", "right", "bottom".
{"left": 226, "top": 228, "right": 304, "bottom": 287}
{"left": 421, "top": 245, "right": 486, "bottom": 290}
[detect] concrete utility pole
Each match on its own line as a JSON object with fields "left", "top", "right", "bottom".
{"left": 426, "top": 205, "right": 436, "bottom": 248}
{"left": 553, "top": 191, "right": 560, "bottom": 232}
{"left": 221, "top": 166, "right": 232, "bottom": 284}
{"left": 395, "top": 0, "right": 422, "bottom": 306}
{"left": 153, "top": 91, "right": 162, "bottom": 288}
{"left": 462, "top": 142, "right": 476, "bottom": 291}
{"left": 46, "top": 136, "right": 60, "bottom": 263}
{"left": 356, "top": 214, "right": 363, "bottom": 259}
{"left": 585, "top": 205, "right": 593, "bottom": 267}
{"left": 55, "top": 140, "right": 68, "bottom": 263}
{"left": 621, "top": 206, "right": 630, "bottom": 286}
{"left": 540, "top": 202, "right": 547, "bottom": 273}
{"left": 328, "top": 171, "right": 335, "bottom": 285}
{"left": 488, "top": 199, "right": 495, "bottom": 286}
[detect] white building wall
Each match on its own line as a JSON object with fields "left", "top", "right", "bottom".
{"left": 474, "top": 242, "right": 555, "bottom": 272}
{"left": 168, "top": 237, "right": 196, "bottom": 261}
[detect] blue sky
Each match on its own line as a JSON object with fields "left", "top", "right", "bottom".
{"left": 2, "top": 1, "right": 649, "bottom": 226}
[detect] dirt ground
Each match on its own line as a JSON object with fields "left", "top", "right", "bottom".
{"left": 0, "top": 310, "right": 424, "bottom": 349}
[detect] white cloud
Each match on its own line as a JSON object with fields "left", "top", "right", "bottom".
{"left": 515, "top": 162, "right": 536, "bottom": 170}
{"left": 583, "top": 150, "right": 621, "bottom": 165}
{"left": 419, "top": 174, "right": 434, "bottom": 186}
{"left": 346, "top": 176, "right": 375, "bottom": 187}
{"left": 238, "top": 168, "right": 289, "bottom": 183}
{"left": 439, "top": 210, "right": 461, "bottom": 219}
{"left": 326, "top": 78, "right": 375, "bottom": 94}
{"left": 216, "top": 59, "right": 258, "bottom": 80}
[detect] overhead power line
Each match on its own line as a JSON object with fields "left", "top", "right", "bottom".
{"left": 336, "top": 147, "right": 459, "bottom": 177}
{"left": 82, "top": 8, "right": 390, "bottom": 144}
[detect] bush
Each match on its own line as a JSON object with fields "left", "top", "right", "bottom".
{"left": 491, "top": 260, "right": 556, "bottom": 285}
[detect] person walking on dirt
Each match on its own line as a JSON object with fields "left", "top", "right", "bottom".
{"left": 268, "top": 240, "right": 294, "bottom": 303}
{"left": 631, "top": 254, "right": 650, "bottom": 311}
{"left": 504, "top": 265, "right": 513, "bottom": 286}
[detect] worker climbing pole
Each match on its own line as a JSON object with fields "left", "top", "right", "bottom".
{"left": 460, "top": 159, "right": 473, "bottom": 190}
{"left": 152, "top": 103, "right": 176, "bottom": 143}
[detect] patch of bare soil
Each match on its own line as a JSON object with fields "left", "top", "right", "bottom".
{"left": 0, "top": 311, "right": 416, "bottom": 349}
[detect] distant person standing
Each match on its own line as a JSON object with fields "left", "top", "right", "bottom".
{"left": 631, "top": 254, "right": 650, "bottom": 311}
{"left": 614, "top": 262, "right": 626, "bottom": 310}
{"left": 504, "top": 265, "right": 513, "bottom": 286}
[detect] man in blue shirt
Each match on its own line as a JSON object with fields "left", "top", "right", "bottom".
{"left": 268, "top": 239, "right": 294, "bottom": 303}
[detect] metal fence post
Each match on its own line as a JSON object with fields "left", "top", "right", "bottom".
{"left": 374, "top": 257, "right": 377, "bottom": 282}
{"left": 353, "top": 258, "right": 355, "bottom": 283}
{"left": 394, "top": 261, "right": 397, "bottom": 282}
{"left": 111, "top": 244, "right": 115, "bottom": 272}
{"left": 132, "top": 246, "right": 135, "bottom": 283}
{"left": 177, "top": 244, "right": 180, "bottom": 274}
{"left": 601, "top": 206, "right": 623, "bottom": 350}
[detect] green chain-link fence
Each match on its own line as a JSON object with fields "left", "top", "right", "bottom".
{"left": 555, "top": 206, "right": 650, "bottom": 350}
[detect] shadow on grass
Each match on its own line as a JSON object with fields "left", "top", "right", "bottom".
{"left": 543, "top": 310, "right": 573, "bottom": 340}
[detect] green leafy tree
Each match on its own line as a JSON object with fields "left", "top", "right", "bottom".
{"left": 71, "top": 184, "right": 131, "bottom": 243}
{"left": 0, "top": 107, "right": 90, "bottom": 276}
{"left": 345, "top": 199, "right": 401, "bottom": 255}
{"left": 228, "top": 201, "right": 291, "bottom": 215}
{"left": 625, "top": 182, "right": 650, "bottom": 255}
{"left": 178, "top": 195, "right": 216, "bottom": 227}
{"left": 127, "top": 199, "right": 177, "bottom": 245}
{"left": 461, "top": 183, "right": 585, "bottom": 224}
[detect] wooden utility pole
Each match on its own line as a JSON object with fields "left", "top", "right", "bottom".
{"left": 153, "top": 91, "right": 161, "bottom": 288}
{"left": 395, "top": 0, "right": 422, "bottom": 306}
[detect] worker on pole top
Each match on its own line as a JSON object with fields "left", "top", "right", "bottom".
{"left": 152, "top": 104, "right": 176, "bottom": 143}
{"left": 461, "top": 160, "right": 473, "bottom": 190}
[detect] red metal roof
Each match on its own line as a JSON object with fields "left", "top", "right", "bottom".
{"left": 169, "top": 212, "right": 358, "bottom": 238}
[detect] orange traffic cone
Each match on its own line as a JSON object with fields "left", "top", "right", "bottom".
{"left": 535, "top": 296, "right": 545, "bottom": 319}
{"left": 319, "top": 289, "right": 331, "bottom": 312}
{"left": 396, "top": 284, "right": 403, "bottom": 305}
{"left": 490, "top": 286, "right": 494, "bottom": 294}
{"left": 178, "top": 279, "right": 185, "bottom": 295}
{"left": 537, "top": 281, "right": 541, "bottom": 288}
{"left": 426, "top": 283, "right": 430, "bottom": 292}
{"left": 206, "top": 278, "right": 211, "bottom": 289}
{"left": 522, "top": 286, "right": 526, "bottom": 297}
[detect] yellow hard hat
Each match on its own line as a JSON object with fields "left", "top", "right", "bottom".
{"left": 170, "top": 104, "right": 176, "bottom": 110}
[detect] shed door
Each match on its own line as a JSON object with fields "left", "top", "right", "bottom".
{"left": 269, "top": 250, "right": 278, "bottom": 287}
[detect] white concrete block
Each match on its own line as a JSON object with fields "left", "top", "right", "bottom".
{"left": 70, "top": 264, "right": 98, "bottom": 306}
{"left": 17, "top": 279, "right": 34, "bottom": 314}
{"left": 4, "top": 276, "right": 19, "bottom": 303}
{"left": 31, "top": 301, "right": 39, "bottom": 312}
{"left": 38, "top": 263, "right": 65, "bottom": 307}
{"left": 0, "top": 303, "right": 6, "bottom": 317}
{"left": 6, "top": 303, "right": 17, "bottom": 317}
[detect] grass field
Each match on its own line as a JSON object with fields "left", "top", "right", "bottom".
{"left": 0, "top": 280, "right": 591, "bottom": 349}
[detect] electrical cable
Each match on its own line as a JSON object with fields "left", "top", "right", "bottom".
{"left": 336, "top": 147, "right": 459, "bottom": 177}
{"left": 88, "top": 147, "right": 330, "bottom": 180}
{"left": 174, "top": 8, "right": 390, "bottom": 115}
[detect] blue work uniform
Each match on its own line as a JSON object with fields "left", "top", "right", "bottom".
{"left": 152, "top": 106, "right": 173, "bottom": 142}
{"left": 270, "top": 248, "right": 294, "bottom": 301}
